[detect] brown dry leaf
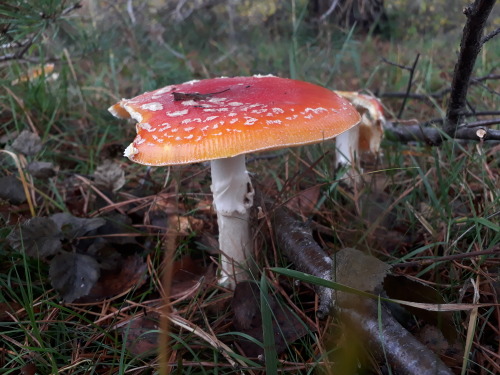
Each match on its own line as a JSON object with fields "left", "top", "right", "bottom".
{"left": 75, "top": 255, "right": 147, "bottom": 303}
{"left": 231, "top": 281, "right": 310, "bottom": 358}
{"left": 171, "top": 255, "right": 214, "bottom": 299}
{"left": 19, "top": 363, "right": 37, "bottom": 375}
{"left": 285, "top": 185, "right": 321, "bottom": 217}
{"left": 123, "top": 312, "right": 159, "bottom": 357}
{"left": 150, "top": 212, "right": 204, "bottom": 235}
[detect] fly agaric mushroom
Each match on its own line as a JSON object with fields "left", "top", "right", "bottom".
{"left": 109, "top": 75, "right": 361, "bottom": 288}
{"left": 333, "top": 91, "right": 386, "bottom": 169}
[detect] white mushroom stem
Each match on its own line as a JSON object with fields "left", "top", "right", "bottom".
{"left": 210, "top": 154, "right": 255, "bottom": 288}
{"left": 335, "top": 126, "right": 360, "bottom": 168}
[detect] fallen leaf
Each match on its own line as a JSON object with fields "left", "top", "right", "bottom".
{"left": 334, "top": 248, "right": 390, "bottom": 300}
{"left": 7, "top": 217, "right": 62, "bottom": 258}
{"left": 49, "top": 252, "right": 100, "bottom": 302}
{"left": 0, "top": 175, "right": 27, "bottom": 204}
{"left": 93, "top": 213, "right": 137, "bottom": 243}
{"left": 11, "top": 130, "right": 42, "bottom": 156}
{"left": 27, "top": 161, "right": 56, "bottom": 179}
{"left": 123, "top": 312, "right": 159, "bottom": 357}
{"left": 285, "top": 185, "right": 321, "bottom": 217}
{"left": 171, "top": 255, "right": 214, "bottom": 299}
{"left": 75, "top": 255, "right": 147, "bottom": 303}
{"left": 231, "top": 281, "right": 309, "bottom": 358}
{"left": 19, "top": 363, "right": 37, "bottom": 375}
{"left": 93, "top": 159, "right": 126, "bottom": 192}
{"left": 50, "top": 212, "right": 106, "bottom": 239}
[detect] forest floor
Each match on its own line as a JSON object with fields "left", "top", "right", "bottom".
{"left": 1, "top": 1, "right": 499, "bottom": 374}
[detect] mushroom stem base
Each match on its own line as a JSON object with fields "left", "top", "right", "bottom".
{"left": 211, "top": 155, "right": 254, "bottom": 288}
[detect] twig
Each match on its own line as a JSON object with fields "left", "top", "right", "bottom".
{"left": 386, "top": 122, "right": 500, "bottom": 144}
{"left": 460, "top": 118, "right": 500, "bottom": 128}
{"left": 391, "top": 53, "right": 420, "bottom": 119}
{"left": 319, "top": 0, "right": 340, "bottom": 22}
{"left": 443, "top": 0, "right": 497, "bottom": 139}
{"left": 482, "top": 26, "right": 500, "bottom": 44}
{"left": 381, "top": 57, "right": 411, "bottom": 71}
{"left": 61, "top": 2, "right": 82, "bottom": 16}
{"left": 417, "top": 111, "right": 500, "bottom": 126}
{"left": 379, "top": 73, "right": 500, "bottom": 102}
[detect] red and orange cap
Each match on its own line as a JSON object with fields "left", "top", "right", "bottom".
{"left": 109, "top": 75, "right": 361, "bottom": 165}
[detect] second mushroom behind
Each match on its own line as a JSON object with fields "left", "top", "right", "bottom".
{"left": 109, "top": 75, "right": 361, "bottom": 289}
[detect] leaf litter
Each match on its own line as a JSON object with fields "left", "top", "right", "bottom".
{"left": 7, "top": 212, "right": 147, "bottom": 303}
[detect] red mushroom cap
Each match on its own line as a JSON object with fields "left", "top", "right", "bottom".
{"left": 110, "top": 75, "right": 361, "bottom": 165}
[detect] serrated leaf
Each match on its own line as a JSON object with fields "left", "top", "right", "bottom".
{"left": 7, "top": 217, "right": 62, "bottom": 258}
{"left": 50, "top": 212, "right": 106, "bottom": 238}
{"left": 49, "top": 252, "right": 100, "bottom": 302}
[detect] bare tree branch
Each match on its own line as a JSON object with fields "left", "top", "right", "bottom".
{"left": 443, "top": 0, "right": 497, "bottom": 140}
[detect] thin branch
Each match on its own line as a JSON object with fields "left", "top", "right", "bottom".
{"left": 482, "top": 26, "right": 500, "bottom": 44}
{"left": 380, "top": 57, "right": 411, "bottom": 71}
{"left": 61, "top": 2, "right": 82, "bottom": 16}
{"left": 386, "top": 122, "right": 500, "bottom": 144}
{"left": 460, "top": 118, "right": 500, "bottom": 128}
{"left": 398, "top": 53, "right": 420, "bottom": 118}
{"left": 319, "top": 0, "right": 340, "bottom": 22}
{"left": 418, "top": 111, "right": 500, "bottom": 126}
{"left": 443, "top": 0, "right": 497, "bottom": 139}
{"left": 379, "top": 72, "right": 500, "bottom": 102}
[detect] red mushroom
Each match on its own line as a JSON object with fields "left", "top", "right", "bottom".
{"left": 109, "top": 75, "right": 360, "bottom": 288}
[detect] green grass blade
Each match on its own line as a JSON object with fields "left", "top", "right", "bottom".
{"left": 260, "top": 274, "right": 278, "bottom": 375}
